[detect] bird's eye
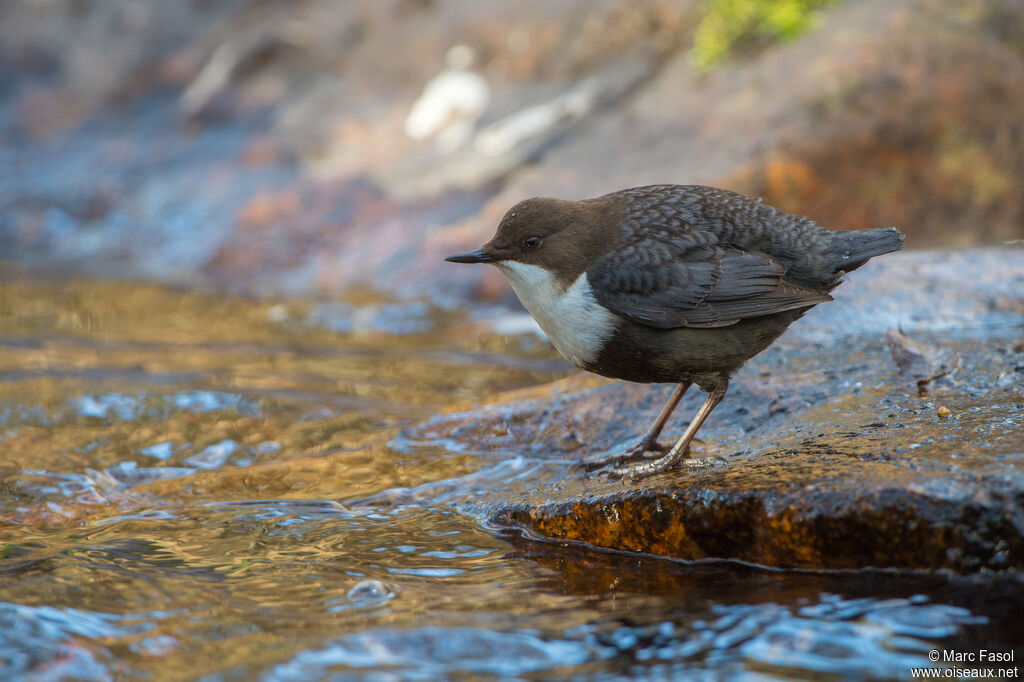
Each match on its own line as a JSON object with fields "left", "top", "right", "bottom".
{"left": 524, "top": 236, "right": 540, "bottom": 248}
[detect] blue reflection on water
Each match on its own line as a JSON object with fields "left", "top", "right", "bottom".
{"left": 250, "top": 590, "right": 997, "bottom": 681}
{"left": 0, "top": 602, "right": 139, "bottom": 681}
{"left": 263, "top": 627, "right": 596, "bottom": 680}
{"left": 66, "top": 390, "right": 260, "bottom": 422}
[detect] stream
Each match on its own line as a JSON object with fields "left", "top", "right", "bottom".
{"left": 0, "top": 273, "right": 1017, "bottom": 680}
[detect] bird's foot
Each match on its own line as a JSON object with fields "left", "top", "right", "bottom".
{"left": 579, "top": 437, "right": 704, "bottom": 474}
{"left": 578, "top": 439, "right": 672, "bottom": 472}
{"left": 607, "top": 454, "right": 719, "bottom": 481}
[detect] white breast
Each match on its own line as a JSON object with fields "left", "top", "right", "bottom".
{"left": 497, "top": 261, "right": 618, "bottom": 367}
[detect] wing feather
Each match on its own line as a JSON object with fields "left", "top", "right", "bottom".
{"left": 588, "top": 236, "right": 830, "bottom": 329}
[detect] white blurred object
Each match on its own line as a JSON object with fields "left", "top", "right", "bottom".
{"left": 404, "top": 45, "right": 490, "bottom": 151}
{"left": 474, "top": 79, "right": 598, "bottom": 157}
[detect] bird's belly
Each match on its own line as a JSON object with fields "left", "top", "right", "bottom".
{"left": 497, "top": 263, "right": 618, "bottom": 368}
{"left": 584, "top": 311, "right": 806, "bottom": 383}
{"left": 497, "top": 262, "right": 807, "bottom": 382}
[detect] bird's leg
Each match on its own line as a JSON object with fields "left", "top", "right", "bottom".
{"left": 581, "top": 382, "right": 690, "bottom": 471}
{"left": 610, "top": 380, "right": 728, "bottom": 479}
{"left": 633, "top": 381, "right": 691, "bottom": 452}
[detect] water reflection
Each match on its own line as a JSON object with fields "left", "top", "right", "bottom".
{"left": 0, "top": 602, "right": 126, "bottom": 681}
{"left": 0, "top": 276, "right": 1016, "bottom": 680}
{"left": 265, "top": 627, "right": 595, "bottom": 680}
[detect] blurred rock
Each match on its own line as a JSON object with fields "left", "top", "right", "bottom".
{"left": 723, "top": 0, "right": 1024, "bottom": 245}
{"left": 0, "top": 0, "right": 1021, "bottom": 303}
{"left": 490, "top": 0, "right": 1024, "bottom": 245}
{"left": 180, "top": 27, "right": 310, "bottom": 121}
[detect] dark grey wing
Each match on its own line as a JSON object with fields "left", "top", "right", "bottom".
{"left": 587, "top": 235, "right": 831, "bottom": 329}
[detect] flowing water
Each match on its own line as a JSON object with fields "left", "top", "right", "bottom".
{"left": 0, "top": 274, "right": 1019, "bottom": 680}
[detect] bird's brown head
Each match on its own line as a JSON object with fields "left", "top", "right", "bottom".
{"left": 445, "top": 197, "right": 610, "bottom": 284}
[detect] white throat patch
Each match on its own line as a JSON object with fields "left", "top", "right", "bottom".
{"left": 497, "top": 261, "right": 618, "bottom": 367}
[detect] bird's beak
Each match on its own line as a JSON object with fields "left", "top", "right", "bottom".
{"left": 444, "top": 248, "right": 494, "bottom": 264}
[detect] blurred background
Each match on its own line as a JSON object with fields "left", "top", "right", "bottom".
{"left": 2, "top": 0, "right": 1022, "bottom": 307}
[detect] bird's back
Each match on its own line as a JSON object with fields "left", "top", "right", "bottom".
{"left": 607, "top": 185, "right": 903, "bottom": 291}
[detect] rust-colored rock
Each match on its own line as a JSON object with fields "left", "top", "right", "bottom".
{"left": 499, "top": 471, "right": 1023, "bottom": 572}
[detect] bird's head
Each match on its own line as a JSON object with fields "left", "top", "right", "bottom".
{"left": 445, "top": 197, "right": 603, "bottom": 282}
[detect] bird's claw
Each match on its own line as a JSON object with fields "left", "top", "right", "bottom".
{"left": 607, "top": 455, "right": 718, "bottom": 480}
{"left": 578, "top": 442, "right": 660, "bottom": 472}
{"left": 577, "top": 439, "right": 692, "bottom": 475}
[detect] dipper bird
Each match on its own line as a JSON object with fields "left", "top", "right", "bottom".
{"left": 446, "top": 185, "right": 903, "bottom": 478}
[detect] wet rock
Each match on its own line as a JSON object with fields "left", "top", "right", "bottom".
{"left": 887, "top": 328, "right": 957, "bottom": 391}
{"left": 402, "top": 247, "right": 1024, "bottom": 572}
{"left": 344, "top": 579, "right": 398, "bottom": 607}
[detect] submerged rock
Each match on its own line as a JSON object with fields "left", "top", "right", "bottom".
{"left": 403, "top": 247, "right": 1024, "bottom": 572}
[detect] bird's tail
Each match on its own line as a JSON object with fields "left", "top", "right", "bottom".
{"left": 828, "top": 226, "right": 904, "bottom": 277}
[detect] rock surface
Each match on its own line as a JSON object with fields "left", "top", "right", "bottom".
{"left": 401, "top": 247, "right": 1024, "bottom": 572}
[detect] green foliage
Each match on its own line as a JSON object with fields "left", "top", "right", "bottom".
{"left": 691, "top": 0, "right": 837, "bottom": 70}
